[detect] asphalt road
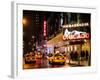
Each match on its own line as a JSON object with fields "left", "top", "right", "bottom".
{"left": 23, "top": 58, "right": 89, "bottom": 69}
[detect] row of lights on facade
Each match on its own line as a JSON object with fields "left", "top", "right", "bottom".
{"left": 62, "top": 22, "right": 89, "bottom": 28}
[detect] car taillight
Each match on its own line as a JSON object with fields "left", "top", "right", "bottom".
{"left": 64, "top": 57, "right": 66, "bottom": 59}
{"left": 59, "top": 58, "right": 62, "bottom": 59}
{"left": 57, "top": 58, "right": 60, "bottom": 59}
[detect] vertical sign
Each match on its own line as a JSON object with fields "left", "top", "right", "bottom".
{"left": 44, "top": 16, "right": 46, "bottom": 36}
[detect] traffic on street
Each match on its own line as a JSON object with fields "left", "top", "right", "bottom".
{"left": 23, "top": 51, "right": 89, "bottom": 69}
{"left": 23, "top": 10, "right": 91, "bottom": 69}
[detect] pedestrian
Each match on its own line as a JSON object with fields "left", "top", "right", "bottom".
{"left": 86, "top": 50, "right": 89, "bottom": 60}
{"left": 74, "top": 51, "right": 78, "bottom": 61}
{"left": 70, "top": 51, "right": 74, "bottom": 60}
{"left": 80, "top": 50, "right": 85, "bottom": 60}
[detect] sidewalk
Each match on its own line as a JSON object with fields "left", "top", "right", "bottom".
{"left": 66, "top": 58, "right": 89, "bottom": 67}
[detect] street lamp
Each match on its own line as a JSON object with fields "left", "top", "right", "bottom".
{"left": 22, "top": 18, "right": 28, "bottom": 26}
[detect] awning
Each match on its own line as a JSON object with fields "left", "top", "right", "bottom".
{"left": 47, "top": 32, "right": 63, "bottom": 46}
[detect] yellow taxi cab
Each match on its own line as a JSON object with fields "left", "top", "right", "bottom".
{"left": 24, "top": 52, "right": 36, "bottom": 64}
{"left": 35, "top": 51, "right": 43, "bottom": 59}
{"left": 49, "top": 53, "right": 66, "bottom": 65}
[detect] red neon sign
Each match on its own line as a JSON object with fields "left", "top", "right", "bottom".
{"left": 44, "top": 21, "right": 46, "bottom": 36}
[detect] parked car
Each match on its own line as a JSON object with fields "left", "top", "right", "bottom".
{"left": 35, "top": 51, "right": 43, "bottom": 59}
{"left": 24, "top": 52, "right": 36, "bottom": 64}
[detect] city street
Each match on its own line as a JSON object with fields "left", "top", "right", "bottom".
{"left": 23, "top": 58, "right": 69, "bottom": 69}
{"left": 23, "top": 57, "right": 89, "bottom": 69}
{"left": 23, "top": 10, "right": 91, "bottom": 69}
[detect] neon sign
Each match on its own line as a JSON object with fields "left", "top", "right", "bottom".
{"left": 63, "top": 29, "right": 90, "bottom": 40}
{"left": 63, "top": 33, "right": 89, "bottom": 40}
{"left": 43, "top": 20, "right": 46, "bottom": 36}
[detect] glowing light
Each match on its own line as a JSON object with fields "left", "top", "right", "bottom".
{"left": 62, "top": 22, "right": 89, "bottom": 28}
{"left": 74, "top": 46, "right": 77, "bottom": 51}
{"left": 69, "top": 24, "right": 71, "bottom": 27}
{"left": 74, "top": 24, "right": 77, "bottom": 27}
{"left": 22, "top": 18, "right": 27, "bottom": 25}
{"left": 71, "top": 24, "right": 74, "bottom": 27}
{"left": 44, "top": 20, "right": 46, "bottom": 36}
{"left": 63, "top": 33, "right": 89, "bottom": 40}
{"left": 67, "top": 47, "right": 69, "bottom": 52}
{"left": 71, "top": 46, "right": 73, "bottom": 51}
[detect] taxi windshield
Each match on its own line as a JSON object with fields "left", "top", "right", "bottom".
{"left": 54, "top": 54, "right": 62, "bottom": 57}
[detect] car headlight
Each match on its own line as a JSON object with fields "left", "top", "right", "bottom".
{"left": 54, "top": 57, "right": 57, "bottom": 59}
